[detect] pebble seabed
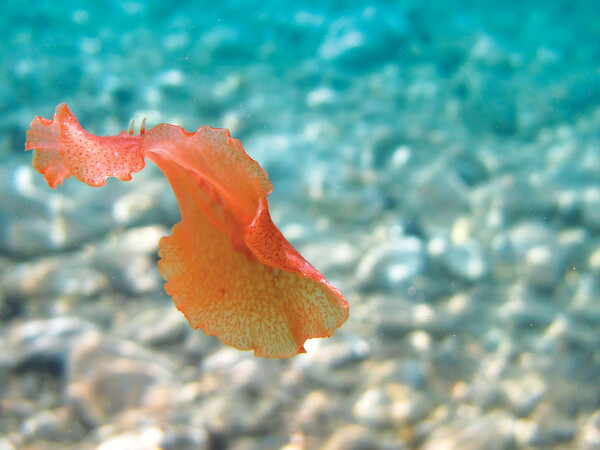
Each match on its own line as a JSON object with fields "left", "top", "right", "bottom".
{"left": 1, "top": 1, "right": 600, "bottom": 449}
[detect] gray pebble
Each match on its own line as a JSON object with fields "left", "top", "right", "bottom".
{"left": 113, "top": 304, "right": 188, "bottom": 346}
{"left": 501, "top": 373, "right": 547, "bottom": 416}
{"left": 323, "top": 424, "right": 381, "bottom": 450}
{"left": 421, "top": 411, "right": 515, "bottom": 450}
{"left": 353, "top": 385, "right": 432, "bottom": 428}
{"left": 441, "top": 238, "right": 490, "bottom": 282}
{"left": 356, "top": 236, "right": 425, "bottom": 292}
{"left": 66, "top": 332, "right": 175, "bottom": 427}
{"left": 581, "top": 410, "right": 600, "bottom": 448}
{"left": 1, "top": 317, "right": 97, "bottom": 371}
{"left": 91, "top": 226, "right": 167, "bottom": 295}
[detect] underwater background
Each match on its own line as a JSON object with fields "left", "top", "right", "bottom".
{"left": 1, "top": 0, "right": 600, "bottom": 448}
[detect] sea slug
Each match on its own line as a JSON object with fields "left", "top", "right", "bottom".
{"left": 25, "top": 104, "right": 349, "bottom": 358}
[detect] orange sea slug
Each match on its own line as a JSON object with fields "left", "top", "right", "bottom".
{"left": 25, "top": 103, "right": 349, "bottom": 358}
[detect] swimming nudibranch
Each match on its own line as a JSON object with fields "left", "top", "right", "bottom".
{"left": 25, "top": 103, "right": 349, "bottom": 358}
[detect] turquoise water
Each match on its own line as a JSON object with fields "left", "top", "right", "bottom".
{"left": 1, "top": 1, "right": 600, "bottom": 448}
